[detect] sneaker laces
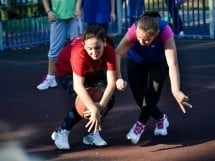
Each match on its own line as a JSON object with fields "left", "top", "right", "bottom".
{"left": 93, "top": 131, "right": 102, "bottom": 140}
{"left": 40, "top": 75, "right": 54, "bottom": 84}
{"left": 84, "top": 132, "right": 94, "bottom": 140}
{"left": 42, "top": 75, "right": 48, "bottom": 81}
{"left": 134, "top": 121, "right": 144, "bottom": 135}
{"left": 156, "top": 117, "right": 165, "bottom": 129}
{"left": 56, "top": 129, "right": 69, "bottom": 141}
{"left": 41, "top": 75, "right": 55, "bottom": 82}
{"left": 85, "top": 131, "right": 104, "bottom": 143}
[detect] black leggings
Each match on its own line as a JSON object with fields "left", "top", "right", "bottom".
{"left": 165, "top": 0, "right": 183, "bottom": 34}
{"left": 127, "top": 58, "right": 168, "bottom": 124}
{"left": 58, "top": 72, "right": 115, "bottom": 130}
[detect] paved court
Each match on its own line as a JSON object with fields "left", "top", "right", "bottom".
{"left": 0, "top": 37, "right": 215, "bottom": 161}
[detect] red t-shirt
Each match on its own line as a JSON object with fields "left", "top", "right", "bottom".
{"left": 55, "top": 37, "right": 116, "bottom": 78}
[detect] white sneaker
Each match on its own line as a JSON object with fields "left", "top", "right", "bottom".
{"left": 154, "top": 114, "right": 169, "bottom": 136}
{"left": 126, "top": 121, "right": 145, "bottom": 144}
{"left": 51, "top": 129, "right": 70, "bottom": 150}
{"left": 37, "top": 77, "right": 57, "bottom": 90}
{"left": 83, "top": 131, "right": 107, "bottom": 146}
{"left": 51, "top": 131, "right": 56, "bottom": 141}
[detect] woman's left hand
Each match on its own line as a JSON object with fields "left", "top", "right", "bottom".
{"left": 85, "top": 107, "right": 101, "bottom": 133}
{"left": 173, "top": 91, "right": 192, "bottom": 113}
{"left": 116, "top": 78, "right": 127, "bottom": 91}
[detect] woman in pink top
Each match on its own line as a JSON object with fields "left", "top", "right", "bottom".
{"left": 115, "top": 11, "right": 192, "bottom": 144}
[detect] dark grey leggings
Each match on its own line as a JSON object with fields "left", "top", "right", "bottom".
{"left": 127, "top": 58, "right": 168, "bottom": 124}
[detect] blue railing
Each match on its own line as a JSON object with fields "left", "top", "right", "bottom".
{"left": 0, "top": 0, "right": 215, "bottom": 50}
{"left": 0, "top": 17, "right": 49, "bottom": 50}
{"left": 116, "top": 0, "right": 215, "bottom": 38}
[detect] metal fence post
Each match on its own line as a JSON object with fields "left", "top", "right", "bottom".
{"left": 117, "top": 0, "right": 122, "bottom": 34}
{"left": 209, "top": 0, "right": 215, "bottom": 38}
{"left": 0, "top": 21, "right": 3, "bottom": 50}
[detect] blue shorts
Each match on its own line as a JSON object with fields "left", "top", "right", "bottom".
{"left": 48, "top": 18, "right": 82, "bottom": 60}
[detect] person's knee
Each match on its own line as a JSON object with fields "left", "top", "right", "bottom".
{"left": 59, "top": 76, "right": 76, "bottom": 96}
{"left": 48, "top": 53, "right": 57, "bottom": 61}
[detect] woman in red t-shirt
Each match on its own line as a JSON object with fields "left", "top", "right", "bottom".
{"left": 52, "top": 26, "right": 116, "bottom": 150}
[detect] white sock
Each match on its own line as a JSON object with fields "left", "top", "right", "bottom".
{"left": 46, "top": 74, "right": 55, "bottom": 79}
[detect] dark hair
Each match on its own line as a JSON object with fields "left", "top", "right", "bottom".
{"left": 143, "top": 11, "right": 161, "bottom": 18}
{"left": 83, "top": 25, "right": 106, "bottom": 42}
{"left": 82, "top": 25, "right": 114, "bottom": 47}
{"left": 137, "top": 11, "right": 160, "bottom": 36}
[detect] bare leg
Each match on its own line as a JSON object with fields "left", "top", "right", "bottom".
{"left": 48, "top": 59, "right": 56, "bottom": 75}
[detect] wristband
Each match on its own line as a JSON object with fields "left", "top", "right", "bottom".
{"left": 47, "top": 10, "right": 51, "bottom": 14}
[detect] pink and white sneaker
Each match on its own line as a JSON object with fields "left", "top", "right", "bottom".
{"left": 154, "top": 114, "right": 169, "bottom": 136}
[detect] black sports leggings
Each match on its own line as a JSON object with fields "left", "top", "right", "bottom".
{"left": 127, "top": 58, "right": 168, "bottom": 124}
{"left": 58, "top": 71, "right": 115, "bottom": 130}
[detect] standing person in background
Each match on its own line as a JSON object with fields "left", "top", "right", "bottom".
{"left": 127, "top": 0, "right": 145, "bottom": 24}
{"left": 115, "top": 11, "right": 192, "bottom": 144}
{"left": 51, "top": 25, "right": 116, "bottom": 150}
{"left": 76, "top": 0, "right": 116, "bottom": 33}
{"left": 165, "top": 0, "right": 184, "bottom": 35}
{"left": 37, "top": 0, "right": 82, "bottom": 90}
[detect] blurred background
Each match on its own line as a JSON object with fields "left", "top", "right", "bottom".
{"left": 0, "top": 0, "right": 215, "bottom": 50}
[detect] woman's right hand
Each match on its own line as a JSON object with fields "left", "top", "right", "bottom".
{"left": 116, "top": 78, "right": 127, "bottom": 91}
{"left": 85, "top": 107, "right": 101, "bottom": 133}
{"left": 47, "top": 11, "right": 56, "bottom": 22}
{"left": 172, "top": 90, "right": 192, "bottom": 113}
